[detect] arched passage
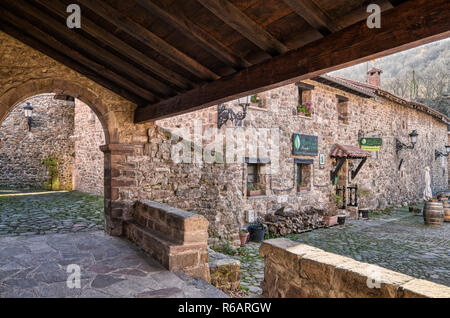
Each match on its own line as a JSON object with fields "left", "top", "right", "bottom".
{"left": 0, "top": 78, "right": 113, "bottom": 144}
{"left": 0, "top": 78, "right": 118, "bottom": 235}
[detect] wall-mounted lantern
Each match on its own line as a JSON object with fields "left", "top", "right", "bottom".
{"left": 435, "top": 145, "right": 450, "bottom": 160}
{"left": 395, "top": 130, "right": 418, "bottom": 155}
{"left": 217, "top": 96, "right": 249, "bottom": 129}
{"left": 23, "top": 102, "right": 33, "bottom": 131}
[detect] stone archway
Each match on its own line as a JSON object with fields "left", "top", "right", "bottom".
{"left": 0, "top": 78, "right": 119, "bottom": 235}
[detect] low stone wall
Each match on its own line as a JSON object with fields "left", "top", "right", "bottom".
{"left": 209, "top": 248, "right": 241, "bottom": 290}
{"left": 123, "top": 199, "right": 210, "bottom": 282}
{"left": 260, "top": 238, "right": 450, "bottom": 298}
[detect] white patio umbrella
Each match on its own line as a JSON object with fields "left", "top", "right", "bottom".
{"left": 423, "top": 166, "right": 432, "bottom": 201}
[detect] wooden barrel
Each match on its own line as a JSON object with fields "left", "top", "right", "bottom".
{"left": 443, "top": 200, "right": 450, "bottom": 222}
{"left": 423, "top": 201, "right": 444, "bottom": 226}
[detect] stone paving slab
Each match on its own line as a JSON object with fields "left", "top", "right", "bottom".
{"left": 0, "top": 231, "right": 228, "bottom": 298}
{"left": 231, "top": 207, "right": 450, "bottom": 296}
{"left": 0, "top": 189, "right": 104, "bottom": 236}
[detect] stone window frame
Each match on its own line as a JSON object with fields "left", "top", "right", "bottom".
{"left": 337, "top": 94, "right": 349, "bottom": 125}
{"left": 294, "top": 158, "right": 313, "bottom": 193}
{"left": 296, "top": 82, "right": 314, "bottom": 119}
{"left": 244, "top": 157, "right": 270, "bottom": 198}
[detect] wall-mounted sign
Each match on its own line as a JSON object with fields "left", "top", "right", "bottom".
{"left": 319, "top": 154, "right": 325, "bottom": 167}
{"left": 360, "top": 137, "right": 382, "bottom": 151}
{"left": 292, "top": 133, "right": 318, "bottom": 156}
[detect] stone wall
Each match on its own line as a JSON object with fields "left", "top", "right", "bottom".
{"left": 134, "top": 81, "right": 448, "bottom": 241}
{"left": 259, "top": 238, "right": 450, "bottom": 298}
{"left": 123, "top": 199, "right": 210, "bottom": 281}
{"left": 0, "top": 94, "right": 75, "bottom": 190}
{"left": 73, "top": 99, "right": 105, "bottom": 195}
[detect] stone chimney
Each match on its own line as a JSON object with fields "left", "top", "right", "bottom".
{"left": 367, "top": 67, "right": 382, "bottom": 87}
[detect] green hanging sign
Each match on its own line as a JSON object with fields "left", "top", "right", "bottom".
{"left": 360, "top": 137, "right": 383, "bottom": 151}
{"left": 292, "top": 133, "right": 318, "bottom": 156}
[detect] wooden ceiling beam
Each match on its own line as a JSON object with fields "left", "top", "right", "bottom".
{"left": 134, "top": 0, "right": 251, "bottom": 69}
{"left": 35, "top": 0, "right": 194, "bottom": 91}
{"left": 3, "top": 0, "right": 174, "bottom": 99}
{"left": 282, "top": 0, "right": 339, "bottom": 35}
{"left": 197, "top": 0, "right": 289, "bottom": 56}
{"left": 335, "top": 0, "right": 394, "bottom": 30}
{"left": 77, "top": 0, "right": 219, "bottom": 82}
{"left": 0, "top": 21, "right": 148, "bottom": 106}
{"left": 0, "top": 9, "right": 157, "bottom": 104}
{"left": 135, "top": 0, "right": 450, "bottom": 123}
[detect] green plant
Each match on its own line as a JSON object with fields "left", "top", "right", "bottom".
{"left": 220, "top": 240, "right": 236, "bottom": 256}
{"left": 42, "top": 156, "right": 59, "bottom": 191}
{"left": 239, "top": 229, "right": 248, "bottom": 234}
{"left": 247, "top": 182, "right": 260, "bottom": 191}
{"left": 250, "top": 94, "right": 261, "bottom": 105}
{"left": 297, "top": 102, "right": 313, "bottom": 116}
{"left": 332, "top": 193, "right": 343, "bottom": 206}
{"left": 297, "top": 182, "right": 307, "bottom": 187}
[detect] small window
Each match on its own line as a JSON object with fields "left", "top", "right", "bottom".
{"left": 296, "top": 82, "right": 314, "bottom": 117}
{"left": 247, "top": 163, "right": 266, "bottom": 196}
{"left": 248, "top": 93, "right": 265, "bottom": 108}
{"left": 337, "top": 95, "right": 349, "bottom": 124}
{"left": 296, "top": 163, "right": 312, "bottom": 192}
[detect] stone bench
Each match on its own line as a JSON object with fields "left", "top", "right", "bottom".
{"left": 260, "top": 238, "right": 450, "bottom": 298}
{"left": 124, "top": 199, "right": 210, "bottom": 282}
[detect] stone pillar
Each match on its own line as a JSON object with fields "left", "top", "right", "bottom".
{"left": 100, "top": 143, "right": 136, "bottom": 236}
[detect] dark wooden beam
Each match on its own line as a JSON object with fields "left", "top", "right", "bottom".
{"left": 35, "top": 0, "right": 194, "bottom": 91}
{"left": 0, "top": 21, "right": 147, "bottom": 106}
{"left": 197, "top": 0, "right": 289, "bottom": 56}
{"left": 351, "top": 157, "right": 367, "bottom": 180}
{"left": 282, "top": 0, "right": 338, "bottom": 35}
{"left": 134, "top": 0, "right": 251, "bottom": 69}
{"left": 77, "top": 0, "right": 219, "bottom": 82}
{"left": 3, "top": 0, "right": 173, "bottom": 99}
{"left": 335, "top": 0, "right": 393, "bottom": 30}
{"left": 0, "top": 9, "right": 157, "bottom": 104}
{"left": 135, "top": 0, "right": 450, "bottom": 123}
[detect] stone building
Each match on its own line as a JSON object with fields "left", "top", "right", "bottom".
{"left": 0, "top": 93, "right": 105, "bottom": 193}
{"left": 0, "top": 31, "right": 448, "bottom": 245}
{"left": 155, "top": 68, "right": 449, "bottom": 240}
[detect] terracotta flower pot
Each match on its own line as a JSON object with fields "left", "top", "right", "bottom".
{"left": 297, "top": 186, "right": 308, "bottom": 192}
{"left": 239, "top": 232, "right": 249, "bottom": 247}
{"left": 324, "top": 215, "right": 338, "bottom": 227}
{"left": 248, "top": 189, "right": 262, "bottom": 196}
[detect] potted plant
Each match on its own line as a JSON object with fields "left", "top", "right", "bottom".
{"left": 297, "top": 102, "right": 313, "bottom": 117}
{"left": 358, "top": 186, "right": 372, "bottom": 219}
{"left": 248, "top": 220, "right": 266, "bottom": 242}
{"left": 337, "top": 214, "right": 346, "bottom": 225}
{"left": 247, "top": 182, "right": 262, "bottom": 196}
{"left": 239, "top": 229, "right": 249, "bottom": 247}
{"left": 297, "top": 182, "right": 308, "bottom": 192}
{"left": 250, "top": 94, "right": 262, "bottom": 107}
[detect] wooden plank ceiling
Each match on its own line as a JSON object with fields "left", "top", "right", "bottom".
{"left": 0, "top": 0, "right": 448, "bottom": 123}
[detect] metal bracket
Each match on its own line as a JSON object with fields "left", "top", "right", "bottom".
{"left": 217, "top": 102, "right": 249, "bottom": 129}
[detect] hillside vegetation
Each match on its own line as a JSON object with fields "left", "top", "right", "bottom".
{"left": 330, "top": 39, "right": 449, "bottom": 118}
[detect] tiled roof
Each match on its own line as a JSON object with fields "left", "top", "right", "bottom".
{"left": 331, "top": 144, "right": 371, "bottom": 159}
{"left": 317, "top": 75, "right": 449, "bottom": 124}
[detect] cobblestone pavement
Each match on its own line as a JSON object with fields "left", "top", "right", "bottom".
{"left": 233, "top": 207, "right": 450, "bottom": 295}
{"left": 0, "top": 231, "right": 228, "bottom": 298}
{"left": 0, "top": 189, "right": 104, "bottom": 236}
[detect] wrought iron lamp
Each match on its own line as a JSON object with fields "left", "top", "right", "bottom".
{"left": 395, "top": 130, "right": 418, "bottom": 155}
{"left": 23, "top": 102, "right": 33, "bottom": 131}
{"left": 435, "top": 145, "right": 450, "bottom": 160}
{"left": 217, "top": 96, "right": 249, "bottom": 129}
